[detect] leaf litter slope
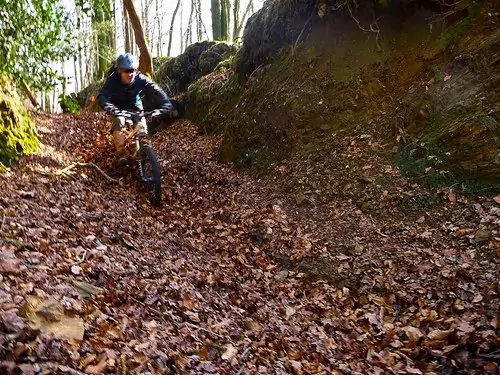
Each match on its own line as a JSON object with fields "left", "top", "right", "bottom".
{"left": 0, "top": 112, "right": 498, "bottom": 374}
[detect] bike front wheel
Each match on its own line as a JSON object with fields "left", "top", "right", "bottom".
{"left": 138, "top": 144, "right": 162, "bottom": 206}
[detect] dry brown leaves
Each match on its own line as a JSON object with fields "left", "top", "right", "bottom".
{"left": 0, "top": 112, "right": 498, "bottom": 374}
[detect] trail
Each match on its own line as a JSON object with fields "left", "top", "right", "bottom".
{"left": 0, "top": 112, "right": 498, "bottom": 374}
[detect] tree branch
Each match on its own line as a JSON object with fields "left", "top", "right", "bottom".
{"left": 57, "top": 162, "right": 119, "bottom": 184}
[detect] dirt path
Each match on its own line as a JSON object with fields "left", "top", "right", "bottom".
{"left": 0, "top": 113, "right": 498, "bottom": 374}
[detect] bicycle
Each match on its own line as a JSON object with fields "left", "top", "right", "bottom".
{"left": 113, "top": 109, "right": 166, "bottom": 206}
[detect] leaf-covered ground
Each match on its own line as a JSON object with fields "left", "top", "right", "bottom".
{"left": 0, "top": 112, "right": 498, "bottom": 374}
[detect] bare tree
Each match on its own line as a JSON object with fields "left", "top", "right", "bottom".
{"left": 234, "top": 0, "right": 253, "bottom": 40}
{"left": 221, "top": 0, "right": 229, "bottom": 41}
{"left": 123, "top": 0, "right": 154, "bottom": 76}
{"left": 156, "top": 0, "right": 161, "bottom": 55}
{"left": 211, "top": 0, "right": 221, "bottom": 40}
{"left": 212, "top": 0, "right": 230, "bottom": 41}
{"left": 185, "top": 0, "right": 195, "bottom": 48}
{"left": 196, "top": 0, "right": 202, "bottom": 41}
{"left": 168, "top": 0, "right": 182, "bottom": 56}
{"left": 124, "top": 0, "right": 132, "bottom": 52}
{"left": 180, "top": 0, "right": 184, "bottom": 52}
{"left": 232, "top": 0, "right": 240, "bottom": 42}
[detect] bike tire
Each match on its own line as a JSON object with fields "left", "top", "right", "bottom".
{"left": 138, "top": 144, "right": 162, "bottom": 206}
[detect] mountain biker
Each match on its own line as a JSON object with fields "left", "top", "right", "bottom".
{"left": 97, "top": 53, "right": 176, "bottom": 165}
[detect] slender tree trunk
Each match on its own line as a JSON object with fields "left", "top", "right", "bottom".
{"left": 235, "top": 0, "right": 252, "bottom": 40}
{"left": 185, "top": 0, "right": 194, "bottom": 50}
{"left": 45, "top": 91, "right": 51, "bottom": 112}
{"left": 220, "top": 0, "right": 229, "bottom": 41}
{"left": 180, "top": 0, "right": 184, "bottom": 52}
{"left": 196, "top": 0, "right": 202, "bottom": 41}
{"left": 124, "top": 0, "right": 131, "bottom": 52}
{"left": 211, "top": 0, "right": 221, "bottom": 40}
{"left": 73, "top": 56, "right": 79, "bottom": 92}
{"left": 232, "top": 0, "right": 240, "bottom": 42}
{"left": 156, "top": 0, "right": 161, "bottom": 55}
{"left": 113, "top": 0, "right": 117, "bottom": 51}
{"left": 167, "top": 0, "right": 181, "bottom": 56}
{"left": 123, "top": 0, "right": 153, "bottom": 76}
{"left": 78, "top": 47, "right": 84, "bottom": 89}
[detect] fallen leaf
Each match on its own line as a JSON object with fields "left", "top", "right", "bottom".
{"left": 85, "top": 358, "right": 107, "bottom": 374}
{"left": 456, "top": 321, "right": 474, "bottom": 333}
{"left": 472, "top": 294, "right": 483, "bottom": 303}
{"left": 22, "top": 295, "right": 84, "bottom": 341}
{"left": 0, "top": 252, "right": 21, "bottom": 275}
{"left": 285, "top": 306, "right": 296, "bottom": 319}
{"left": 221, "top": 344, "right": 237, "bottom": 361}
{"left": 0, "top": 311, "right": 26, "bottom": 333}
{"left": 403, "top": 326, "right": 423, "bottom": 344}
{"left": 179, "top": 293, "right": 197, "bottom": 310}
{"left": 427, "top": 327, "right": 454, "bottom": 340}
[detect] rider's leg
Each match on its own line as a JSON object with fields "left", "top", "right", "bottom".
{"left": 110, "top": 116, "right": 126, "bottom": 153}
{"left": 112, "top": 130, "right": 126, "bottom": 153}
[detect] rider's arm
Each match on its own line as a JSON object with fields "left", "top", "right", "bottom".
{"left": 138, "top": 75, "right": 173, "bottom": 110}
{"left": 97, "top": 75, "right": 119, "bottom": 114}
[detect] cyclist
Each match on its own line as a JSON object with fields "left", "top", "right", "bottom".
{"left": 97, "top": 53, "right": 176, "bottom": 165}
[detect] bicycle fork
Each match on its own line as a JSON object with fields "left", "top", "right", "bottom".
{"left": 135, "top": 137, "right": 145, "bottom": 180}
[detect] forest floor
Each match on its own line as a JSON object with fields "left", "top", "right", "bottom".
{"left": 0, "top": 112, "right": 498, "bottom": 374}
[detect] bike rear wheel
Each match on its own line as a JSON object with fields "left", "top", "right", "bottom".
{"left": 138, "top": 144, "right": 162, "bottom": 205}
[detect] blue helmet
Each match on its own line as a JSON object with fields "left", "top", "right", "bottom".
{"left": 116, "top": 53, "right": 139, "bottom": 70}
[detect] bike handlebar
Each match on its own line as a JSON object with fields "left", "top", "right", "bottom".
{"left": 114, "top": 109, "right": 169, "bottom": 119}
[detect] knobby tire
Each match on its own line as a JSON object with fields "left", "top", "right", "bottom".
{"left": 139, "top": 144, "right": 162, "bottom": 206}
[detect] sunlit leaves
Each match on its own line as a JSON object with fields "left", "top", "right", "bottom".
{"left": 0, "top": 0, "right": 75, "bottom": 90}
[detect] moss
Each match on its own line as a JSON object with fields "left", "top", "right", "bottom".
{"left": 0, "top": 76, "right": 39, "bottom": 167}
{"left": 436, "top": 2, "right": 482, "bottom": 52}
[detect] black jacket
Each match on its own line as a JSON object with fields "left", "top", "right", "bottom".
{"left": 97, "top": 70, "right": 172, "bottom": 111}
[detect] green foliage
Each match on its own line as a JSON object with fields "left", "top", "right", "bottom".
{"left": 59, "top": 93, "right": 81, "bottom": 114}
{"left": 0, "top": 0, "right": 75, "bottom": 91}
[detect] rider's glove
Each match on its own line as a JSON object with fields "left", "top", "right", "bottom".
{"left": 169, "top": 109, "right": 179, "bottom": 119}
{"left": 104, "top": 105, "right": 120, "bottom": 116}
{"left": 160, "top": 107, "right": 178, "bottom": 119}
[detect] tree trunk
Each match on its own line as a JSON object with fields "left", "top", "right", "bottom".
{"left": 220, "top": 0, "right": 229, "bottom": 41}
{"left": 73, "top": 56, "right": 79, "bottom": 92}
{"left": 156, "top": 0, "right": 161, "bottom": 55}
{"left": 196, "top": 0, "right": 202, "bottom": 41}
{"left": 185, "top": 1, "right": 194, "bottom": 50}
{"left": 232, "top": 0, "right": 240, "bottom": 42}
{"left": 124, "top": 0, "right": 132, "bottom": 52}
{"left": 180, "top": 0, "right": 184, "bottom": 53}
{"left": 211, "top": 0, "right": 221, "bottom": 40}
{"left": 21, "top": 80, "right": 39, "bottom": 108}
{"left": 167, "top": 0, "right": 181, "bottom": 56}
{"left": 123, "top": 0, "right": 154, "bottom": 77}
{"left": 235, "top": 0, "right": 252, "bottom": 40}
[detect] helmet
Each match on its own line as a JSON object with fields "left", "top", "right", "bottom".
{"left": 116, "top": 53, "right": 139, "bottom": 70}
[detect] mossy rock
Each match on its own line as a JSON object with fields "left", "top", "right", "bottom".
{"left": 76, "top": 79, "right": 105, "bottom": 111}
{"left": 155, "top": 42, "right": 238, "bottom": 95}
{"left": 0, "top": 76, "right": 39, "bottom": 167}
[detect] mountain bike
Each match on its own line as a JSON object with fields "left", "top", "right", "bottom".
{"left": 115, "top": 109, "right": 166, "bottom": 206}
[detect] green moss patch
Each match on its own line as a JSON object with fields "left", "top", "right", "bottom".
{"left": 0, "top": 76, "right": 39, "bottom": 167}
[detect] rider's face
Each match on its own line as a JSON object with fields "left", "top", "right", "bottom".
{"left": 119, "top": 68, "right": 136, "bottom": 84}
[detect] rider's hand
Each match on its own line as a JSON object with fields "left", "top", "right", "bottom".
{"left": 159, "top": 108, "right": 175, "bottom": 118}
{"left": 169, "top": 109, "right": 179, "bottom": 119}
{"left": 104, "top": 105, "right": 120, "bottom": 116}
{"left": 160, "top": 107, "right": 178, "bottom": 119}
